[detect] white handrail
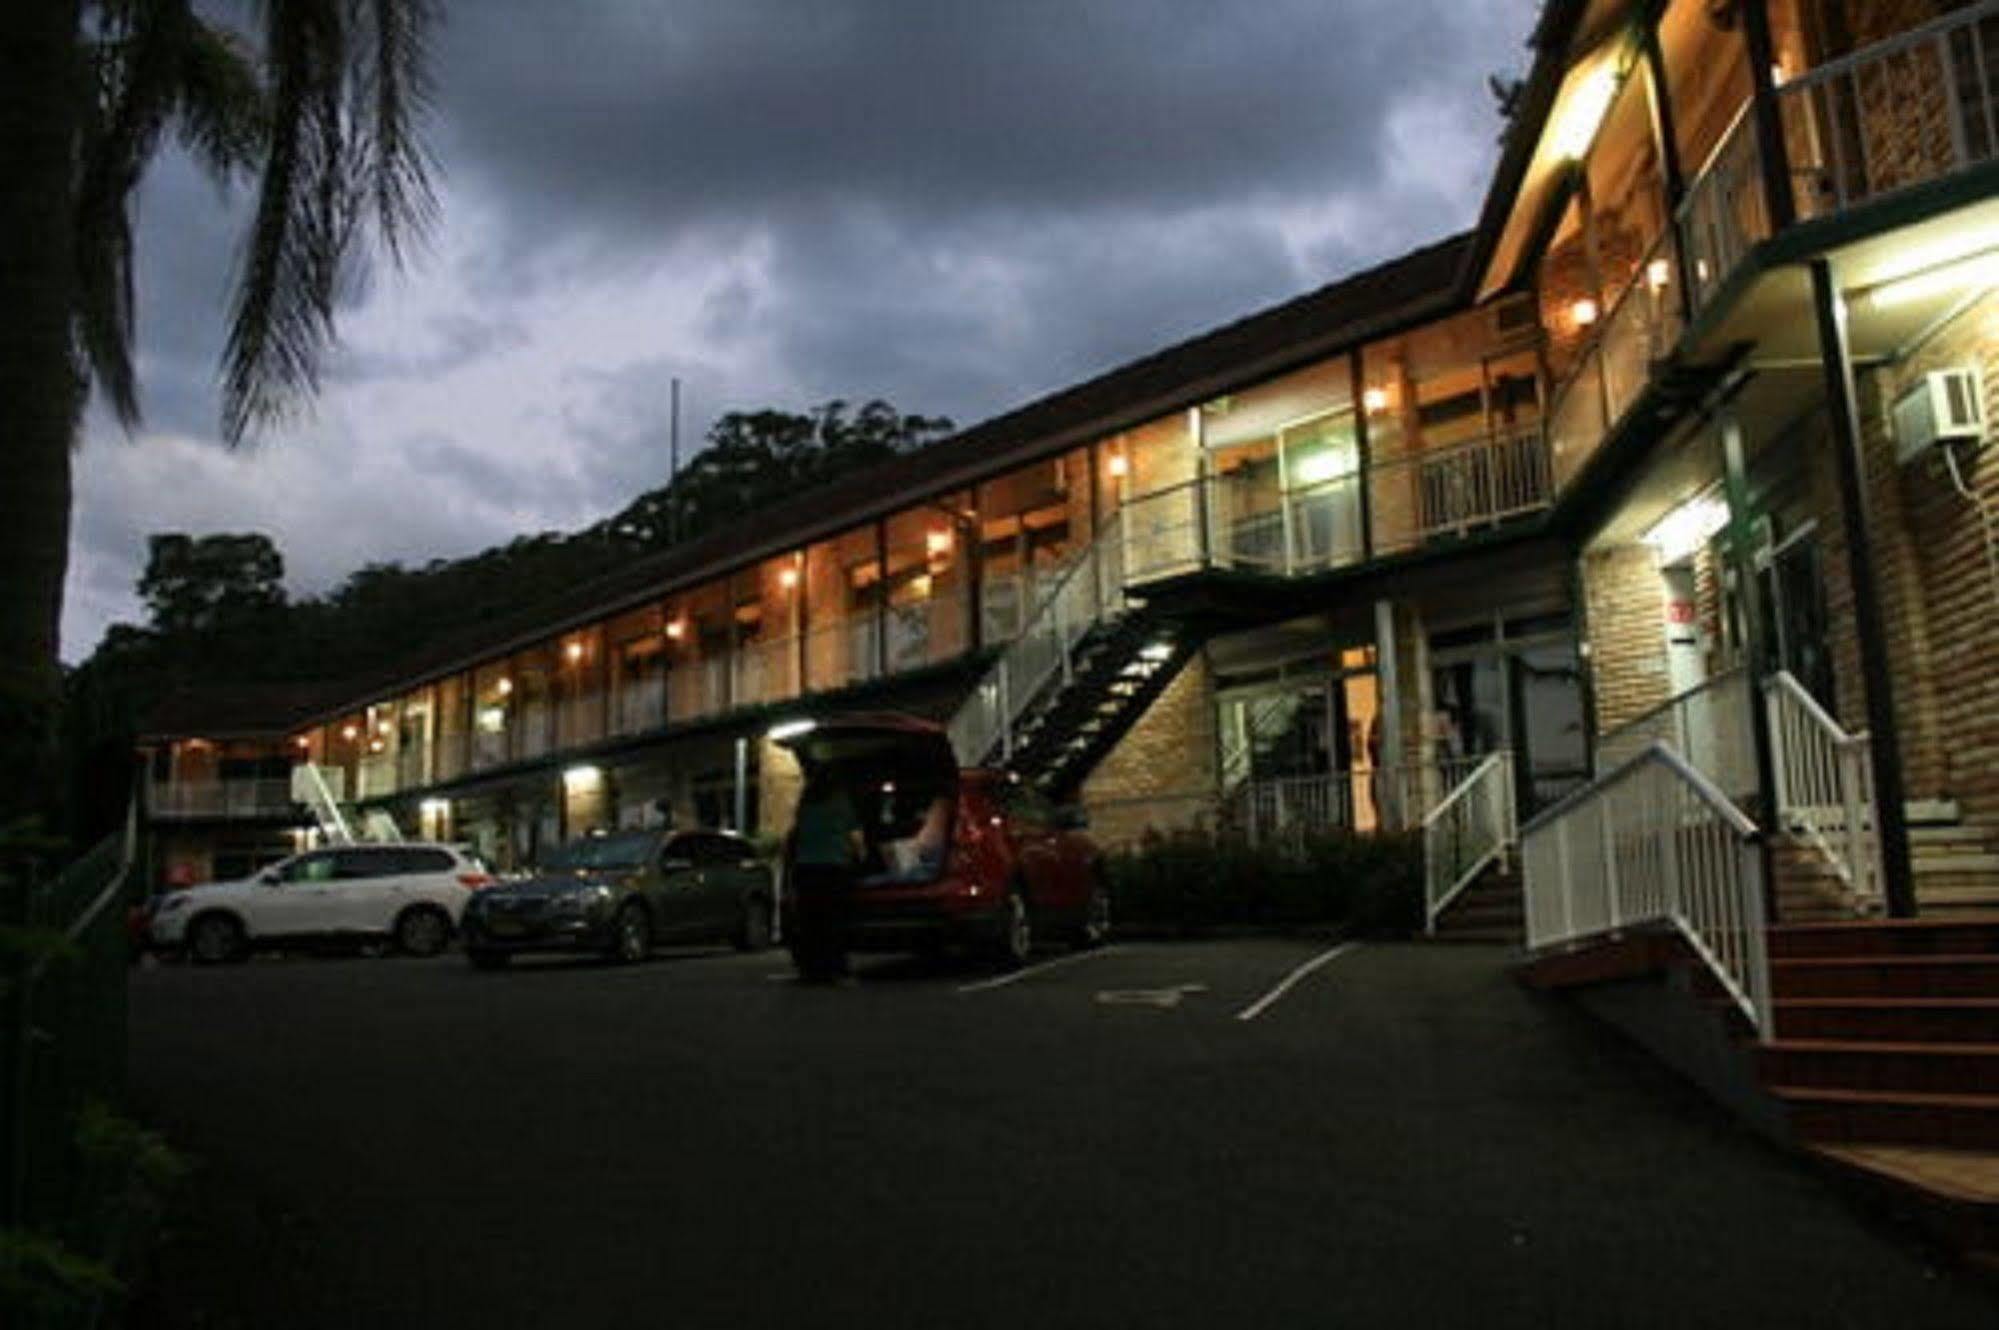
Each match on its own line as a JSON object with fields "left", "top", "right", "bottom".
{"left": 1422, "top": 751, "right": 1515, "bottom": 934}
{"left": 1596, "top": 666, "right": 1756, "bottom": 803}
{"left": 1521, "top": 742, "right": 1770, "bottom": 1034}
{"left": 290, "top": 763, "right": 355, "bottom": 845}
{"left": 1764, "top": 671, "right": 1881, "bottom": 912}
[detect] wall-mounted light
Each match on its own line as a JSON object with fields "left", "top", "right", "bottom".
{"left": 368, "top": 737, "right": 386, "bottom": 753}
{"left": 562, "top": 764, "right": 602, "bottom": 792}
{"left": 1570, "top": 297, "right": 1600, "bottom": 329}
{"left": 778, "top": 566, "right": 799, "bottom": 590}
{"left": 377, "top": 720, "right": 393, "bottom": 736}
{"left": 293, "top": 736, "right": 311, "bottom": 750}
{"left": 564, "top": 640, "right": 585, "bottom": 664}
{"left": 664, "top": 619, "right": 686, "bottom": 641}
{"left": 420, "top": 798, "right": 451, "bottom": 816}
{"left": 925, "top": 529, "right": 953, "bottom": 557}
{"left": 341, "top": 725, "right": 359, "bottom": 742}
{"left": 1362, "top": 387, "right": 1390, "bottom": 415}
{"left": 1107, "top": 452, "right": 1130, "bottom": 479}
{"left": 1646, "top": 258, "right": 1673, "bottom": 292}
{"left": 496, "top": 677, "right": 513, "bottom": 696}
{"left": 477, "top": 706, "right": 507, "bottom": 732}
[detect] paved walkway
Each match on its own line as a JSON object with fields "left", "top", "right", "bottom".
{"left": 128, "top": 940, "right": 1998, "bottom": 1327}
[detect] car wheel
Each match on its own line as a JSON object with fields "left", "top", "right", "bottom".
{"left": 992, "top": 882, "right": 1032, "bottom": 971}
{"left": 466, "top": 948, "right": 510, "bottom": 971}
{"left": 733, "top": 898, "right": 773, "bottom": 953}
{"left": 1073, "top": 870, "right": 1111, "bottom": 951}
{"left": 187, "top": 913, "right": 245, "bottom": 966}
{"left": 608, "top": 902, "right": 651, "bottom": 964}
{"left": 394, "top": 906, "right": 452, "bottom": 958}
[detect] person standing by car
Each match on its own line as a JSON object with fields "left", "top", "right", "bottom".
{"left": 787, "top": 780, "right": 864, "bottom": 979}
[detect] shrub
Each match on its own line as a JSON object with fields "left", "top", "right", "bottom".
{"left": 1104, "top": 825, "right": 1423, "bottom": 936}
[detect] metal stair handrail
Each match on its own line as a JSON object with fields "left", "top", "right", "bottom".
{"left": 1764, "top": 670, "right": 1881, "bottom": 911}
{"left": 1520, "top": 740, "right": 1770, "bottom": 1034}
{"left": 290, "top": 763, "right": 355, "bottom": 845}
{"left": 948, "top": 508, "right": 1129, "bottom": 766}
{"left": 1422, "top": 751, "right": 1515, "bottom": 934}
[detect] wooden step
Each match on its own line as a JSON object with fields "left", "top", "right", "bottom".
{"left": 1771, "top": 955, "right": 1999, "bottom": 1000}
{"left": 1773, "top": 999, "right": 1999, "bottom": 1044}
{"left": 1757, "top": 1041, "right": 1999, "bottom": 1095}
{"left": 1809, "top": 1144, "right": 1999, "bottom": 1263}
{"left": 1768, "top": 918, "right": 1999, "bottom": 960}
{"left": 1776, "top": 1086, "right": 1999, "bottom": 1149}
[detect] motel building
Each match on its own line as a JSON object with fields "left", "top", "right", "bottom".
{"left": 142, "top": 3, "right": 1999, "bottom": 1037}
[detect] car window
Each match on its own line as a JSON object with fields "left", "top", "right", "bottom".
{"left": 659, "top": 835, "right": 700, "bottom": 868}
{"left": 281, "top": 853, "right": 337, "bottom": 883}
{"left": 332, "top": 849, "right": 392, "bottom": 880}
{"left": 394, "top": 848, "right": 456, "bottom": 875}
{"left": 689, "top": 834, "right": 741, "bottom": 867}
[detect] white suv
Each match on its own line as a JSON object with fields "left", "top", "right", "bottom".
{"left": 151, "top": 844, "right": 494, "bottom": 963}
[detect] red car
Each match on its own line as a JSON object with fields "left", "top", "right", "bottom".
{"left": 777, "top": 714, "right": 1109, "bottom": 980}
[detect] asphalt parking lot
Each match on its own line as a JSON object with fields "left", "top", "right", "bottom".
{"left": 128, "top": 938, "right": 1998, "bottom": 1329}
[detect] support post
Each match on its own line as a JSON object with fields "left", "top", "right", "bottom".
{"left": 733, "top": 735, "right": 749, "bottom": 835}
{"left": 1741, "top": 0, "right": 1797, "bottom": 232}
{"left": 1719, "top": 410, "right": 1782, "bottom": 920}
{"left": 1374, "top": 599, "right": 1403, "bottom": 830}
{"left": 1810, "top": 259, "right": 1916, "bottom": 917}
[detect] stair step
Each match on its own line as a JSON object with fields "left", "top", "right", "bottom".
{"left": 1773, "top": 999, "right": 1999, "bottom": 1044}
{"left": 1775, "top": 1086, "right": 1999, "bottom": 1149}
{"left": 1768, "top": 917, "right": 1999, "bottom": 959}
{"left": 1758, "top": 1041, "right": 1999, "bottom": 1095}
{"left": 1810, "top": 1144, "right": 1999, "bottom": 1261}
{"left": 1772, "top": 955, "right": 1999, "bottom": 999}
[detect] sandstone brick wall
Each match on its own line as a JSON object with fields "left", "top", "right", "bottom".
{"left": 1583, "top": 543, "right": 1672, "bottom": 733}
{"left": 1081, "top": 650, "right": 1220, "bottom": 849}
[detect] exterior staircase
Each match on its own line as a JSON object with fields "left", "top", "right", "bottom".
{"left": 1427, "top": 863, "right": 1523, "bottom": 943}
{"left": 1757, "top": 917, "right": 1999, "bottom": 1265}
{"left": 1772, "top": 800, "right": 1999, "bottom": 923}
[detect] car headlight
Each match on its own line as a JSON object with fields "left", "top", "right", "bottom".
{"left": 553, "top": 885, "right": 611, "bottom": 914}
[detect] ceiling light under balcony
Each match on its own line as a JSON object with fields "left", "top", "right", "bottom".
{"left": 1866, "top": 251, "right": 1999, "bottom": 310}
{"left": 562, "top": 765, "right": 602, "bottom": 791}
{"left": 1644, "top": 494, "right": 1729, "bottom": 564}
{"left": 1552, "top": 65, "right": 1619, "bottom": 161}
{"left": 1107, "top": 452, "right": 1130, "bottom": 478}
{"left": 767, "top": 718, "right": 817, "bottom": 742}
{"left": 1570, "top": 297, "right": 1600, "bottom": 329}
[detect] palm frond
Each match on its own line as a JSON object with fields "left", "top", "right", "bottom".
{"left": 362, "top": 0, "right": 439, "bottom": 265}
{"left": 172, "top": 19, "right": 266, "bottom": 179}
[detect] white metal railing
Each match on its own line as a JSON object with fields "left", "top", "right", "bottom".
{"left": 356, "top": 752, "right": 398, "bottom": 800}
{"left": 1230, "top": 757, "right": 1486, "bottom": 848}
{"left": 949, "top": 520, "right": 1128, "bottom": 765}
{"left": 614, "top": 674, "right": 667, "bottom": 734}
{"left": 147, "top": 777, "right": 297, "bottom": 820}
{"left": 1380, "top": 423, "right": 1553, "bottom": 553}
{"left": 1781, "top": 4, "right": 1999, "bottom": 223}
{"left": 1596, "top": 667, "right": 1757, "bottom": 804}
{"left": 289, "top": 764, "right": 353, "bottom": 844}
{"left": 1765, "top": 670, "right": 1882, "bottom": 911}
{"left": 1522, "top": 741, "right": 1770, "bottom": 1033}
{"left": 1423, "top": 752, "right": 1516, "bottom": 933}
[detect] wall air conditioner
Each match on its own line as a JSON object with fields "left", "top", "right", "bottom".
{"left": 1892, "top": 367, "right": 1986, "bottom": 466}
{"left": 1489, "top": 293, "right": 1541, "bottom": 345}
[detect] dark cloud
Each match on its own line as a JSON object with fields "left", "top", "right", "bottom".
{"left": 65, "top": 0, "right": 1539, "bottom": 661}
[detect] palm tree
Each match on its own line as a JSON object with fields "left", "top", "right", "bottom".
{"left": 0, "top": 0, "right": 438, "bottom": 823}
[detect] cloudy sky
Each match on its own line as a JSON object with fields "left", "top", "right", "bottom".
{"left": 65, "top": 0, "right": 1541, "bottom": 661}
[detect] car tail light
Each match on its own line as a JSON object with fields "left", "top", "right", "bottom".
{"left": 457, "top": 873, "right": 495, "bottom": 890}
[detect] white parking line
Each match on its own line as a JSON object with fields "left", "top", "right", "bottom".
{"left": 1233, "top": 942, "right": 1357, "bottom": 1022}
{"left": 956, "top": 945, "right": 1123, "bottom": 993}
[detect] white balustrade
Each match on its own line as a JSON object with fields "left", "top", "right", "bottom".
{"left": 1765, "top": 670, "right": 1881, "bottom": 911}
{"left": 1422, "top": 752, "right": 1516, "bottom": 933}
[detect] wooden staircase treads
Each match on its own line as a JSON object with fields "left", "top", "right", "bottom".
{"left": 1768, "top": 918, "right": 1999, "bottom": 960}
{"left": 1772, "top": 999, "right": 1999, "bottom": 1044}
{"left": 1809, "top": 1144, "right": 1999, "bottom": 1263}
{"left": 1771, "top": 955, "right": 1999, "bottom": 999}
{"left": 1757, "top": 1041, "right": 1999, "bottom": 1095}
{"left": 1775, "top": 1086, "right": 1999, "bottom": 1150}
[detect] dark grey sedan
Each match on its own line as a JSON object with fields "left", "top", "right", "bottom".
{"left": 460, "top": 829, "right": 774, "bottom": 968}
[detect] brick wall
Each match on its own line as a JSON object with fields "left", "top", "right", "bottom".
{"left": 1081, "top": 651, "right": 1219, "bottom": 849}
{"left": 1583, "top": 543, "right": 1672, "bottom": 733}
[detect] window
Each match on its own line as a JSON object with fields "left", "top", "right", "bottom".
{"left": 282, "top": 853, "right": 338, "bottom": 883}
{"left": 392, "top": 848, "right": 456, "bottom": 875}
{"left": 684, "top": 833, "right": 744, "bottom": 866}
{"left": 332, "top": 849, "right": 394, "bottom": 879}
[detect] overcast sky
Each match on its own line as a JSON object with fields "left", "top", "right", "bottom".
{"left": 65, "top": 0, "right": 1541, "bottom": 661}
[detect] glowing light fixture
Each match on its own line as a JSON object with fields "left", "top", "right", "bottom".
{"left": 1289, "top": 450, "right": 1352, "bottom": 487}
{"left": 1570, "top": 297, "right": 1600, "bottom": 329}
{"left": 1866, "top": 251, "right": 1999, "bottom": 310}
{"left": 664, "top": 619, "right": 685, "bottom": 641}
{"left": 1107, "top": 452, "right": 1130, "bottom": 478}
{"left": 477, "top": 707, "right": 506, "bottom": 732}
{"left": 562, "top": 764, "right": 602, "bottom": 791}
{"left": 420, "top": 798, "right": 451, "bottom": 816}
{"left": 1139, "top": 641, "right": 1174, "bottom": 662}
{"left": 368, "top": 737, "right": 386, "bottom": 753}
{"left": 767, "top": 718, "right": 817, "bottom": 742}
{"left": 778, "top": 566, "right": 799, "bottom": 590}
{"left": 925, "top": 528, "right": 953, "bottom": 557}
{"left": 1646, "top": 258, "right": 1673, "bottom": 292}
{"left": 565, "top": 640, "right": 585, "bottom": 663}
{"left": 1643, "top": 493, "right": 1729, "bottom": 564}
{"left": 496, "top": 677, "right": 514, "bottom": 696}
{"left": 1552, "top": 65, "right": 1619, "bottom": 160}
{"left": 1362, "top": 387, "right": 1390, "bottom": 414}
{"left": 293, "top": 736, "right": 311, "bottom": 750}
{"left": 341, "top": 725, "right": 359, "bottom": 741}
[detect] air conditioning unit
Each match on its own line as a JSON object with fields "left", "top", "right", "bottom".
{"left": 1489, "top": 293, "right": 1541, "bottom": 344}
{"left": 1893, "top": 367, "right": 1986, "bottom": 466}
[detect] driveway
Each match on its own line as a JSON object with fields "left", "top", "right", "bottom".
{"left": 127, "top": 940, "right": 1997, "bottom": 1328}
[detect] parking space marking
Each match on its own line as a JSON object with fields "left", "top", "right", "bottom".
{"left": 1233, "top": 942, "right": 1357, "bottom": 1022}
{"left": 955, "top": 945, "right": 1123, "bottom": 993}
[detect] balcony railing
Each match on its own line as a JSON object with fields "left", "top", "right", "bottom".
{"left": 1547, "top": 228, "right": 1688, "bottom": 488}
{"left": 147, "top": 778, "right": 297, "bottom": 820}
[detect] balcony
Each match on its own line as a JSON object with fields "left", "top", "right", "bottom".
{"left": 147, "top": 777, "right": 299, "bottom": 821}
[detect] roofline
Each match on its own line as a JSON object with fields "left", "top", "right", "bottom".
{"left": 288, "top": 234, "right": 1480, "bottom": 729}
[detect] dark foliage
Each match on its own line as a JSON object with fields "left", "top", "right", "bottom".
{"left": 1105, "top": 826, "right": 1423, "bottom": 937}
